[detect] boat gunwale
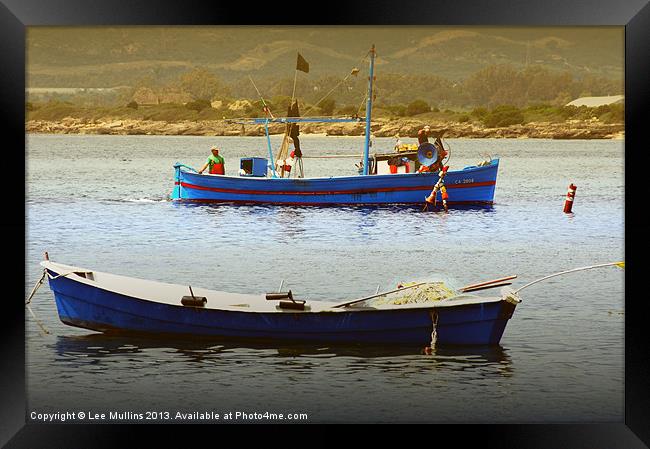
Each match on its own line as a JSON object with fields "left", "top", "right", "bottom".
{"left": 175, "top": 158, "right": 500, "bottom": 183}
{"left": 41, "top": 261, "right": 504, "bottom": 314}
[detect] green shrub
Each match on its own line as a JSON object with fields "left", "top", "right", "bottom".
{"left": 28, "top": 101, "right": 79, "bottom": 121}
{"left": 197, "top": 107, "right": 221, "bottom": 120}
{"left": 379, "top": 104, "right": 406, "bottom": 117}
{"left": 599, "top": 103, "right": 624, "bottom": 123}
{"left": 126, "top": 101, "right": 139, "bottom": 109}
{"left": 457, "top": 114, "right": 470, "bottom": 123}
{"left": 522, "top": 104, "right": 567, "bottom": 122}
{"left": 185, "top": 99, "right": 211, "bottom": 112}
{"left": 482, "top": 105, "right": 525, "bottom": 128}
{"left": 560, "top": 105, "right": 578, "bottom": 119}
{"left": 405, "top": 100, "right": 430, "bottom": 116}
{"left": 471, "top": 107, "right": 488, "bottom": 118}
{"left": 526, "top": 103, "right": 553, "bottom": 111}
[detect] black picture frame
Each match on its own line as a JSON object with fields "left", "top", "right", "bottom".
{"left": 4, "top": 0, "right": 647, "bottom": 446}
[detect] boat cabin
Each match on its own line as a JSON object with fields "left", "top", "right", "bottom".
{"left": 239, "top": 157, "right": 268, "bottom": 177}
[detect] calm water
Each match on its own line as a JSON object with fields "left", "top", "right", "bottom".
{"left": 25, "top": 134, "right": 624, "bottom": 423}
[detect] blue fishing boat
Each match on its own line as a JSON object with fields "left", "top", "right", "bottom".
{"left": 171, "top": 159, "right": 498, "bottom": 206}
{"left": 170, "top": 45, "right": 499, "bottom": 207}
{"left": 39, "top": 259, "right": 521, "bottom": 346}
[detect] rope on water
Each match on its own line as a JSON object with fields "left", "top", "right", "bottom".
{"left": 26, "top": 269, "right": 50, "bottom": 335}
{"left": 26, "top": 303, "right": 50, "bottom": 335}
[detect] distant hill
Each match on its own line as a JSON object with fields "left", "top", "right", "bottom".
{"left": 27, "top": 26, "right": 624, "bottom": 88}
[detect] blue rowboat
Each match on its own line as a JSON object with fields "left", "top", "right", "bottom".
{"left": 170, "top": 44, "right": 500, "bottom": 207}
{"left": 171, "top": 159, "right": 498, "bottom": 206}
{"left": 41, "top": 260, "right": 520, "bottom": 346}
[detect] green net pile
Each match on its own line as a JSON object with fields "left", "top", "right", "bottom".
{"left": 370, "top": 282, "right": 456, "bottom": 306}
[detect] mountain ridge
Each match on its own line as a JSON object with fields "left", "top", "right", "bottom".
{"left": 27, "top": 27, "right": 624, "bottom": 88}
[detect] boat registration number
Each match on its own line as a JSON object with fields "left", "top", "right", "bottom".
{"left": 453, "top": 178, "right": 474, "bottom": 185}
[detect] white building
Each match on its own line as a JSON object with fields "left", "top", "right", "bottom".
{"left": 566, "top": 95, "right": 624, "bottom": 107}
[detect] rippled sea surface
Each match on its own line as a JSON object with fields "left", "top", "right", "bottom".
{"left": 25, "top": 134, "right": 624, "bottom": 423}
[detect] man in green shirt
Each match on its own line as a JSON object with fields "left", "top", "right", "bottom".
{"left": 198, "top": 146, "right": 225, "bottom": 175}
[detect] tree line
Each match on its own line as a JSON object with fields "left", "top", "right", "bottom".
{"left": 28, "top": 63, "right": 622, "bottom": 117}
{"left": 157, "top": 63, "right": 621, "bottom": 109}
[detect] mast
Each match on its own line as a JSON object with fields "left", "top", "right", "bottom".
{"left": 264, "top": 119, "right": 277, "bottom": 178}
{"left": 362, "top": 44, "right": 375, "bottom": 176}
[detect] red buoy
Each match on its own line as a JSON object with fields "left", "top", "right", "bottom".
{"left": 563, "top": 183, "right": 577, "bottom": 213}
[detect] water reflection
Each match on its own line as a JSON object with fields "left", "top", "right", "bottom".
{"left": 53, "top": 334, "right": 514, "bottom": 378}
{"left": 266, "top": 206, "right": 307, "bottom": 239}
{"left": 428, "top": 345, "right": 514, "bottom": 377}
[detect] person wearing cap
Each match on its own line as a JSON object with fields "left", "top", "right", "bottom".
{"left": 198, "top": 146, "right": 225, "bottom": 175}
{"left": 417, "top": 125, "right": 430, "bottom": 145}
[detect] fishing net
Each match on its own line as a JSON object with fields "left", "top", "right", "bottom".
{"left": 369, "top": 282, "right": 456, "bottom": 306}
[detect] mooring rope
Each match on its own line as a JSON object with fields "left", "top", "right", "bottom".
{"left": 513, "top": 262, "right": 624, "bottom": 295}
{"left": 26, "top": 303, "right": 50, "bottom": 335}
{"left": 25, "top": 267, "right": 92, "bottom": 336}
{"left": 26, "top": 269, "right": 47, "bottom": 305}
{"left": 26, "top": 269, "right": 50, "bottom": 335}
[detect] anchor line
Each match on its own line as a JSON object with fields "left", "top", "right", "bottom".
{"left": 25, "top": 267, "right": 91, "bottom": 336}
{"left": 26, "top": 304, "right": 50, "bottom": 335}
{"left": 26, "top": 269, "right": 47, "bottom": 305}
{"left": 25, "top": 268, "right": 50, "bottom": 335}
{"left": 430, "top": 309, "right": 439, "bottom": 347}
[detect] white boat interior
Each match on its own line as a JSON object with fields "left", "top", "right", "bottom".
{"left": 41, "top": 261, "right": 510, "bottom": 314}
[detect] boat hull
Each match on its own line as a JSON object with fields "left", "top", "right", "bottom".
{"left": 46, "top": 268, "right": 515, "bottom": 346}
{"left": 170, "top": 159, "right": 499, "bottom": 206}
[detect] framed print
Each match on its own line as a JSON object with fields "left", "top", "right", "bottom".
{"left": 4, "top": 0, "right": 648, "bottom": 446}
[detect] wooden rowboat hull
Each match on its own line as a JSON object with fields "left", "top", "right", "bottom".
{"left": 43, "top": 261, "right": 516, "bottom": 346}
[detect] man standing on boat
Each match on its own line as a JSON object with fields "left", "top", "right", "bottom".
{"left": 198, "top": 146, "right": 225, "bottom": 175}
{"left": 417, "top": 125, "right": 430, "bottom": 144}
{"left": 417, "top": 126, "right": 448, "bottom": 173}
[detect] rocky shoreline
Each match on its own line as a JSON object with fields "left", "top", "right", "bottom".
{"left": 26, "top": 117, "right": 624, "bottom": 139}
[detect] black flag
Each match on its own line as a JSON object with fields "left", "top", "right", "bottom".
{"left": 296, "top": 53, "right": 309, "bottom": 73}
{"left": 287, "top": 101, "right": 302, "bottom": 157}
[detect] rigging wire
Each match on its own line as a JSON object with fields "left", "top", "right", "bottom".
{"left": 301, "top": 49, "right": 371, "bottom": 117}
{"left": 248, "top": 75, "right": 274, "bottom": 118}
{"left": 270, "top": 48, "right": 373, "bottom": 175}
